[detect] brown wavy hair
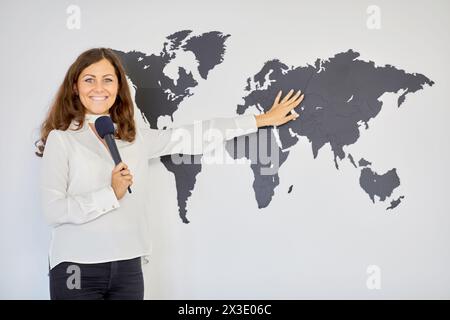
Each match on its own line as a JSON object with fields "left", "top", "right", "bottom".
{"left": 35, "top": 47, "right": 136, "bottom": 157}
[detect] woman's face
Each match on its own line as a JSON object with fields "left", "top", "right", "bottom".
{"left": 75, "top": 58, "right": 119, "bottom": 115}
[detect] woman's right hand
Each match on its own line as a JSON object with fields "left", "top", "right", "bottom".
{"left": 111, "top": 162, "right": 133, "bottom": 200}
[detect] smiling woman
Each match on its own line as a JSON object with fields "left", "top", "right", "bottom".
{"left": 74, "top": 59, "right": 123, "bottom": 149}
{"left": 35, "top": 47, "right": 303, "bottom": 300}
{"left": 35, "top": 48, "right": 136, "bottom": 157}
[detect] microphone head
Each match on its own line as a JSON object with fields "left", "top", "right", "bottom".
{"left": 94, "top": 116, "right": 115, "bottom": 138}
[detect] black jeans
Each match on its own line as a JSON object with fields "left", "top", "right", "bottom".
{"left": 49, "top": 257, "right": 144, "bottom": 300}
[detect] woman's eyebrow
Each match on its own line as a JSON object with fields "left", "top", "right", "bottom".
{"left": 82, "top": 74, "right": 115, "bottom": 78}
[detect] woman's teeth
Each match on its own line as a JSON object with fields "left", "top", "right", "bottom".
{"left": 90, "top": 96, "right": 108, "bottom": 101}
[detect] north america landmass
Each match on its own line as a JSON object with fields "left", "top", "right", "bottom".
{"left": 113, "top": 30, "right": 434, "bottom": 223}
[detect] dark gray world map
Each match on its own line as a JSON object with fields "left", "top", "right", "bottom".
{"left": 114, "top": 30, "right": 434, "bottom": 223}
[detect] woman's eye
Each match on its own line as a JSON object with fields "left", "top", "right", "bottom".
{"left": 84, "top": 78, "right": 93, "bottom": 83}
{"left": 104, "top": 78, "right": 113, "bottom": 82}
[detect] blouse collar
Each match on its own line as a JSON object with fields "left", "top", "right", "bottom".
{"left": 69, "top": 113, "right": 117, "bottom": 132}
{"left": 85, "top": 113, "right": 110, "bottom": 124}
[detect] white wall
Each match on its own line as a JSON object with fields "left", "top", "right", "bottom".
{"left": 0, "top": 0, "right": 449, "bottom": 299}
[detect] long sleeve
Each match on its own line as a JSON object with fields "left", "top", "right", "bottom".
{"left": 41, "top": 130, "right": 120, "bottom": 227}
{"left": 140, "top": 114, "right": 258, "bottom": 159}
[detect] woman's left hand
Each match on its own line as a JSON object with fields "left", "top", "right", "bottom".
{"left": 255, "top": 89, "right": 304, "bottom": 128}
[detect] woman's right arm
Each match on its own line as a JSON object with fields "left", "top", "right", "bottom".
{"left": 41, "top": 130, "right": 120, "bottom": 227}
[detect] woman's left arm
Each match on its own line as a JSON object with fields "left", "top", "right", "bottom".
{"left": 139, "top": 89, "right": 304, "bottom": 159}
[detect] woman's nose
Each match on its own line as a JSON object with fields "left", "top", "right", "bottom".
{"left": 93, "top": 81, "right": 106, "bottom": 92}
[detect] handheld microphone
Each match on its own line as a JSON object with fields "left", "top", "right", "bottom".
{"left": 95, "top": 116, "right": 132, "bottom": 194}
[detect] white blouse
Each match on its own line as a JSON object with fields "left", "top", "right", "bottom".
{"left": 41, "top": 113, "right": 258, "bottom": 269}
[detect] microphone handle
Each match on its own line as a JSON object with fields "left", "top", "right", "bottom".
{"left": 104, "top": 134, "right": 132, "bottom": 194}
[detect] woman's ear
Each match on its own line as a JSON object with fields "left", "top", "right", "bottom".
{"left": 73, "top": 84, "right": 78, "bottom": 95}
